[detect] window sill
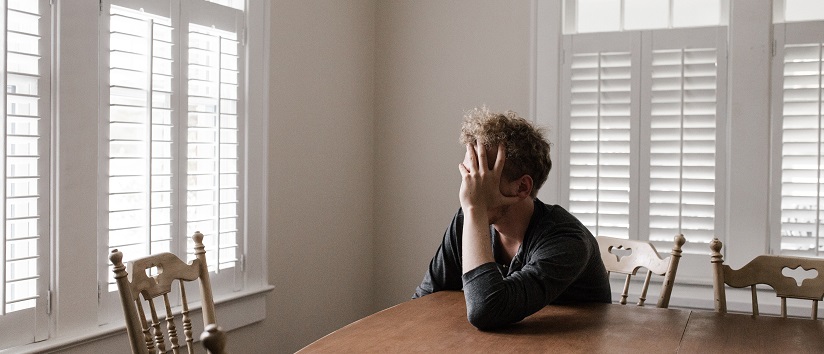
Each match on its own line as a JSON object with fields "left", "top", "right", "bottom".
{"left": 2, "top": 285, "right": 274, "bottom": 354}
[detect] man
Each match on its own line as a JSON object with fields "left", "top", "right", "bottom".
{"left": 413, "top": 107, "right": 611, "bottom": 330}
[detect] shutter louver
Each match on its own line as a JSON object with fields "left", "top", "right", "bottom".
{"left": 569, "top": 51, "right": 632, "bottom": 238}
{"left": 648, "top": 48, "right": 717, "bottom": 246}
{"left": 780, "top": 43, "right": 824, "bottom": 256}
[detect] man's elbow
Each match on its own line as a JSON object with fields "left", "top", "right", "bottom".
{"left": 466, "top": 304, "right": 505, "bottom": 330}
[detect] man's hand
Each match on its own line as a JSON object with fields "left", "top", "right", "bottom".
{"left": 458, "top": 143, "right": 520, "bottom": 214}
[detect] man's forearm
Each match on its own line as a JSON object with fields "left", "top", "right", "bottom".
{"left": 461, "top": 207, "right": 494, "bottom": 274}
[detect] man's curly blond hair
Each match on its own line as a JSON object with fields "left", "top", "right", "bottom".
{"left": 459, "top": 106, "right": 552, "bottom": 198}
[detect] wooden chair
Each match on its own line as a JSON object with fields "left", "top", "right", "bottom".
{"left": 110, "top": 231, "right": 220, "bottom": 354}
{"left": 596, "top": 234, "right": 686, "bottom": 308}
{"left": 710, "top": 238, "right": 824, "bottom": 319}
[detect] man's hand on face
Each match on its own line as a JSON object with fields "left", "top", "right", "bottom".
{"left": 458, "top": 143, "right": 521, "bottom": 213}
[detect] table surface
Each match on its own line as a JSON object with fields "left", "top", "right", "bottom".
{"left": 298, "top": 291, "right": 824, "bottom": 353}
{"left": 678, "top": 310, "right": 824, "bottom": 353}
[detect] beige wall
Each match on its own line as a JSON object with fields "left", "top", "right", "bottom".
{"left": 373, "top": 0, "right": 534, "bottom": 309}
{"left": 244, "top": 0, "right": 378, "bottom": 353}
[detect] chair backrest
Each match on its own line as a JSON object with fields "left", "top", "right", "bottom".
{"left": 110, "top": 231, "right": 219, "bottom": 354}
{"left": 710, "top": 238, "right": 824, "bottom": 319}
{"left": 596, "top": 234, "right": 686, "bottom": 308}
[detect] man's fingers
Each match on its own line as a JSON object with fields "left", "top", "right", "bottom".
{"left": 476, "top": 143, "right": 488, "bottom": 172}
{"left": 465, "top": 144, "right": 478, "bottom": 172}
{"left": 494, "top": 143, "right": 506, "bottom": 172}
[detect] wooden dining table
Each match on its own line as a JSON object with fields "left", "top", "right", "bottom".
{"left": 297, "top": 291, "right": 824, "bottom": 353}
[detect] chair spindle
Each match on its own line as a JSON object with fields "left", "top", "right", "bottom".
{"left": 135, "top": 299, "right": 154, "bottom": 352}
{"left": 163, "top": 293, "right": 180, "bottom": 354}
{"left": 148, "top": 298, "right": 166, "bottom": 353}
{"left": 620, "top": 274, "right": 631, "bottom": 305}
{"left": 638, "top": 270, "right": 653, "bottom": 306}
{"left": 180, "top": 281, "right": 194, "bottom": 354}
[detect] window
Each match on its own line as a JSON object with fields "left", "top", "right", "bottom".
{"left": 0, "top": 0, "right": 268, "bottom": 351}
{"left": 0, "top": 0, "right": 50, "bottom": 348}
{"left": 547, "top": 0, "right": 813, "bottom": 311}
{"left": 781, "top": 0, "right": 824, "bottom": 23}
{"left": 565, "top": 0, "right": 726, "bottom": 34}
{"left": 204, "top": 0, "right": 244, "bottom": 11}
{"left": 99, "top": 0, "right": 245, "bottom": 321}
{"left": 560, "top": 27, "right": 728, "bottom": 267}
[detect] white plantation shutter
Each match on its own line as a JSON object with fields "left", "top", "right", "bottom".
{"left": 773, "top": 22, "right": 824, "bottom": 257}
{"left": 104, "top": 3, "right": 175, "bottom": 290}
{"left": 100, "top": 0, "right": 244, "bottom": 321}
{"left": 562, "top": 28, "right": 726, "bottom": 260}
{"left": 642, "top": 28, "right": 726, "bottom": 254}
{"left": 0, "top": 0, "right": 50, "bottom": 347}
{"left": 562, "top": 32, "right": 639, "bottom": 240}
{"left": 185, "top": 22, "right": 241, "bottom": 272}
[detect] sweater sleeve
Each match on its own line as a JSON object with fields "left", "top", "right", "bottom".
{"left": 413, "top": 210, "right": 464, "bottom": 299}
{"left": 460, "top": 233, "right": 591, "bottom": 330}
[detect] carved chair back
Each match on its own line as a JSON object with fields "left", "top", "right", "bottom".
{"left": 110, "top": 231, "right": 218, "bottom": 354}
{"left": 710, "top": 238, "right": 824, "bottom": 319}
{"left": 596, "top": 234, "right": 686, "bottom": 308}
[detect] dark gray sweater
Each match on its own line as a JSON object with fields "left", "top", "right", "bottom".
{"left": 413, "top": 199, "right": 611, "bottom": 330}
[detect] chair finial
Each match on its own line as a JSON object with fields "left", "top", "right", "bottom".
{"left": 710, "top": 238, "right": 725, "bottom": 266}
{"left": 110, "top": 249, "right": 124, "bottom": 267}
{"left": 193, "top": 231, "right": 204, "bottom": 244}
{"left": 710, "top": 238, "right": 723, "bottom": 255}
{"left": 193, "top": 231, "right": 206, "bottom": 256}
{"left": 674, "top": 234, "right": 686, "bottom": 249}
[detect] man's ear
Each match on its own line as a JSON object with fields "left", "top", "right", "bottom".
{"left": 516, "top": 175, "right": 533, "bottom": 198}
